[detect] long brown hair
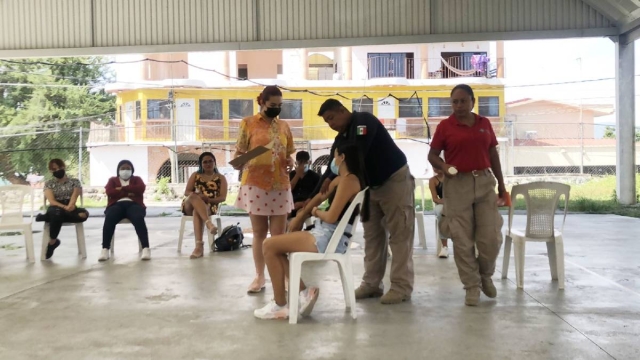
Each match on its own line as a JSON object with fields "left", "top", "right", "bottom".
{"left": 256, "top": 85, "right": 282, "bottom": 106}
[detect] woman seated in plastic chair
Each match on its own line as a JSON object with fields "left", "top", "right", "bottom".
{"left": 254, "top": 143, "right": 370, "bottom": 320}
{"left": 429, "top": 165, "right": 450, "bottom": 258}
{"left": 36, "top": 159, "right": 89, "bottom": 259}
{"left": 181, "top": 152, "right": 228, "bottom": 259}
{"left": 99, "top": 160, "right": 150, "bottom": 262}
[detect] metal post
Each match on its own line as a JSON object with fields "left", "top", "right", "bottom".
{"left": 78, "top": 127, "right": 83, "bottom": 184}
{"left": 577, "top": 57, "right": 584, "bottom": 174}
{"left": 615, "top": 39, "right": 636, "bottom": 205}
{"left": 579, "top": 122, "right": 584, "bottom": 174}
{"left": 169, "top": 89, "right": 178, "bottom": 183}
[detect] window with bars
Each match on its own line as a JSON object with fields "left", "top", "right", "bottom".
{"left": 135, "top": 100, "right": 141, "bottom": 120}
{"left": 399, "top": 98, "right": 423, "bottom": 118}
{"left": 427, "top": 98, "right": 451, "bottom": 117}
{"left": 199, "top": 100, "right": 223, "bottom": 120}
{"left": 478, "top": 96, "right": 500, "bottom": 117}
{"left": 280, "top": 99, "right": 303, "bottom": 119}
{"left": 229, "top": 99, "right": 254, "bottom": 119}
{"left": 147, "top": 99, "right": 171, "bottom": 119}
{"left": 352, "top": 98, "right": 374, "bottom": 114}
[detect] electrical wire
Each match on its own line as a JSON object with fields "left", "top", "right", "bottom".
{"left": 3, "top": 58, "right": 637, "bottom": 91}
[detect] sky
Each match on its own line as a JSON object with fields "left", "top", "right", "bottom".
{"left": 112, "top": 37, "right": 638, "bottom": 130}
{"left": 503, "top": 37, "right": 640, "bottom": 129}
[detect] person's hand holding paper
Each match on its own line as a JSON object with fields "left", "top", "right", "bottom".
{"left": 230, "top": 141, "right": 274, "bottom": 170}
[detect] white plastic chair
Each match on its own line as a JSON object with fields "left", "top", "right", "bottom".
{"left": 0, "top": 185, "right": 36, "bottom": 263}
{"left": 41, "top": 194, "right": 86, "bottom": 260}
{"left": 501, "top": 182, "right": 570, "bottom": 289}
{"left": 288, "top": 188, "right": 367, "bottom": 324}
{"left": 177, "top": 214, "right": 223, "bottom": 252}
{"left": 433, "top": 201, "right": 444, "bottom": 256}
{"left": 110, "top": 218, "right": 143, "bottom": 256}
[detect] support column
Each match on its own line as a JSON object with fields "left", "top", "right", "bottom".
{"left": 496, "top": 41, "right": 505, "bottom": 78}
{"left": 221, "top": 51, "right": 230, "bottom": 79}
{"left": 340, "top": 47, "right": 352, "bottom": 80}
{"left": 615, "top": 40, "right": 636, "bottom": 205}
{"left": 420, "top": 44, "right": 429, "bottom": 79}
{"left": 300, "top": 49, "right": 308, "bottom": 80}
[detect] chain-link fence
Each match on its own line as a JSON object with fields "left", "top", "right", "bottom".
{"left": 1, "top": 120, "right": 639, "bottom": 189}
{"left": 0, "top": 125, "right": 90, "bottom": 186}
{"left": 500, "top": 121, "right": 639, "bottom": 176}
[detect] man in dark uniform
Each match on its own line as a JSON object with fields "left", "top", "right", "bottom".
{"left": 289, "top": 99, "right": 415, "bottom": 304}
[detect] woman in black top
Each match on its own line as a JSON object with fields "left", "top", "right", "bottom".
{"left": 254, "top": 143, "right": 370, "bottom": 320}
{"left": 37, "top": 159, "right": 89, "bottom": 259}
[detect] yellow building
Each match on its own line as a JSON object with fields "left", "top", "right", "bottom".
{"left": 88, "top": 81, "right": 504, "bottom": 186}
{"left": 111, "top": 81, "right": 505, "bottom": 143}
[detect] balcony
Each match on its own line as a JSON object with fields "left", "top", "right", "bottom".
{"left": 367, "top": 56, "right": 504, "bottom": 80}
{"left": 86, "top": 121, "right": 336, "bottom": 144}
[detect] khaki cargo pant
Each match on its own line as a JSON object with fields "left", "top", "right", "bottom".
{"left": 440, "top": 170, "right": 504, "bottom": 289}
{"left": 361, "top": 165, "right": 415, "bottom": 296}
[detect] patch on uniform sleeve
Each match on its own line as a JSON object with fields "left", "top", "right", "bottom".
{"left": 357, "top": 125, "right": 367, "bottom": 135}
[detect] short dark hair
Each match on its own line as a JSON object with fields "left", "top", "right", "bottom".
{"left": 48, "top": 159, "right": 65, "bottom": 170}
{"left": 117, "top": 160, "right": 135, "bottom": 174}
{"left": 295, "top": 151, "right": 310, "bottom": 162}
{"left": 257, "top": 86, "right": 283, "bottom": 106}
{"left": 317, "top": 99, "right": 345, "bottom": 116}
{"left": 451, "top": 84, "right": 475, "bottom": 100}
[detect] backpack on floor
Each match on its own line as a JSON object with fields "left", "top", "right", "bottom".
{"left": 213, "top": 223, "right": 248, "bottom": 252}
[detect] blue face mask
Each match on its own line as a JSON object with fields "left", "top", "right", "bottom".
{"left": 330, "top": 158, "right": 339, "bottom": 175}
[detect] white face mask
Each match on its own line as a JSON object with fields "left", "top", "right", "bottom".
{"left": 119, "top": 170, "right": 132, "bottom": 180}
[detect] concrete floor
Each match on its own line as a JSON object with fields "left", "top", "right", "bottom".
{"left": 1, "top": 213, "right": 639, "bottom": 360}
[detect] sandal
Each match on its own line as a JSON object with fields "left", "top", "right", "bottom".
{"left": 300, "top": 287, "right": 320, "bottom": 317}
{"left": 190, "top": 241, "right": 204, "bottom": 259}
{"left": 247, "top": 277, "right": 266, "bottom": 294}
{"left": 205, "top": 220, "right": 217, "bottom": 235}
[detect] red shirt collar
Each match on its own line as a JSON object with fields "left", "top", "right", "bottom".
{"left": 447, "top": 113, "right": 481, "bottom": 126}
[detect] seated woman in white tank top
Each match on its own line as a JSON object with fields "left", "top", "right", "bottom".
{"left": 254, "top": 143, "right": 370, "bottom": 320}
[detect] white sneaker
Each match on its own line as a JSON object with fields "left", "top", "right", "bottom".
{"left": 141, "top": 248, "right": 151, "bottom": 261}
{"left": 254, "top": 300, "right": 289, "bottom": 320}
{"left": 98, "top": 248, "right": 110, "bottom": 262}
{"left": 438, "top": 246, "right": 449, "bottom": 258}
{"left": 299, "top": 287, "right": 320, "bottom": 317}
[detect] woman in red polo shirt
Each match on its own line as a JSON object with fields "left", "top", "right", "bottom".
{"left": 428, "top": 84, "right": 506, "bottom": 307}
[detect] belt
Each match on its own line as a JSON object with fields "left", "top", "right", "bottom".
{"left": 460, "top": 168, "right": 492, "bottom": 177}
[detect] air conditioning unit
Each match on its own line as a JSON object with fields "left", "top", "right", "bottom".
{"left": 525, "top": 131, "right": 538, "bottom": 140}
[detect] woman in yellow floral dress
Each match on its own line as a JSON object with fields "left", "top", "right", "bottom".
{"left": 233, "top": 86, "right": 295, "bottom": 293}
{"left": 182, "top": 152, "right": 228, "bottom": 259}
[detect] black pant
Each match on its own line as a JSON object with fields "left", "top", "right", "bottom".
{"left": 46, "top": 205, "right": 89, "bottom": 240}
{"left": 102, "top": 201, "right": 149, "bottom": 249}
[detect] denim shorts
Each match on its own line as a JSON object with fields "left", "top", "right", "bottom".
{"left": 308, "top": 219, "right": 352, "bottom": 254}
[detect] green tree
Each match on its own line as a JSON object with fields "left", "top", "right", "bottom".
{"left": 603, "top": 126, "right": 615, "bottom": 139}
{"left": 603, "top": 125, "right": 640, "bottom": 142}
{"left": 0, "top": 57, "right": 115, "bottom": 184}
